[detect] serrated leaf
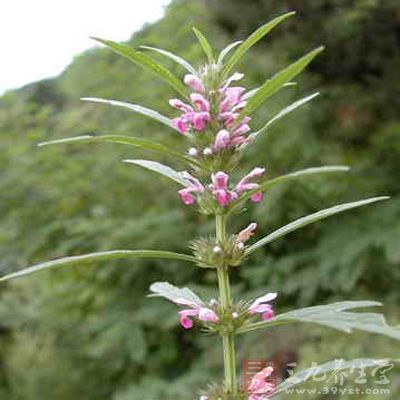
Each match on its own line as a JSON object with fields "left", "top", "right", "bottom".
{"left": 140, "top": 45, "right": 197, "bottom": 74}
{"left": 149, "top": 281, "right": 204, "bottom": 306}
{"left": 278, "top": 358, "right": 392, "bottom": 394}
{"left": 238, "top": 301, "right": 400, "bottom": 341}
{"left": 237, "top": 46, "right": 324, "bottom": 121}
{"left": 249, "top": 92, "right": 320, "bottom": 141}
{"left": 223, "top": 12, "right": 296, "bottom": 76}
{"left": 217, "top": 40, "right": 243, "bottom": 64}
{"left": 39, "top": 135, "right": 200, "bottom": 168}
{"left": 0, "top": 250, "right": 207, "bottom": 282}
{"left": 92, "top": 37, "right": 188, "bottom": 97}
{"left": 80, "top": 97, "right": 178, "bottom": 131}
{"left": 192, "top": 27, "right": 214, "bottom": 63}
{"left": 246, "top": 197, "right": 389, "bottom": 254}
{"left": 123, "top": 159, "right": 189, "bottom": 186}
{"left": 227, "top": 166, "right": 350, "bottom": 215}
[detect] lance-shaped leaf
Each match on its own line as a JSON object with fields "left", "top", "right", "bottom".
{"left": 249, "top": 92, "right": 320, "bottom": 141}
{"left": 227, "top": 166, "right": 350, "bottom": 216}
{"left": 91, "top": 37, "right": 188, "bottom": 97}
{"left": 223, "top": 11, "right": 296, "bottom": 77}
{"left": 149, "top": 281, "right": 204, "bottom": 305}
{"left": 246, "top": 196, "right": 389, "bottom": 254}
{"left": 192, "top": 27, "right": 214, "bottom": 63}
{"left": 123, "top": 159, "right": 189, "bottom": 186}
{"left": 140, "top": 45, "right": 197, "bottom": 74}
{"left": 236, "top": 46, "right": 324, "bottom": 122}
{"left": 277, "top": 358, "right": 392, "bottom": 395}
{"left": 81, "top": 97, "right": 178, "bottom": 132}
{"left": 243, "top": 82, "right": 297, "bottom": 100}
{"left": 217, "top": 40, "right": 243, "bottom": 65}
{"left": 0, "top": 250, "right": 207, "bottom": 282}
{"left": 237, "top": 301, "right": 400, "bottom": 340}
{"left": 39, "top": 135, "right": 200, "bottom": 168}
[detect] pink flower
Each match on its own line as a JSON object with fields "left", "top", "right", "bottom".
{"left": 248, "top": 292, "right": 277, "bottom": 321}
{"left": 236, "top": 223, "right": 257, "bottom": 244}
{"left": 169, "top": 99, "right": 193, "bottom": 113}
{"left": 250, "top": 192, "right": 263, "bottom": 202}
{"left": 191, "top": 111, "right": 210, "bottom": 131}
{"left": 218, "top": 111, "right": 239, "bottom": 126}
{"left": 212, "top": 171, "right": 229, "bottom": 190}
{"left": 184, "top": 74, "right": 205, "bottom": 93}
{"left": 172, "top": 117, "right": 189, "bottom": 135}
{"left": 179, "top": 309, "right": 198, "bottom": 329}
{"left": 169, "top": 94, "right": 211, "bottom": 134}
{"left": 248, "top": 366, "right": 277, "bottom": 400}
{"left": 229, "top": 135, "right": 248, "bottom": 147}
{"left": 213, "top": 129, "right": 231, "bottom": 151}
{"left": 235, "top": 167, "right": 265, "bottom": 202}
{"left": 190, "top": 93, "right": 210, "bottom": 112}
{"left": 219, "top": 87, "right": 246, "bottom": 113}
{"left": 174, "top": 298, "right": 219, "bottom": 330}
{"left": 233, "top": 121, "right": 251, "bottom": 136}
{"left": 178, "top": 172, "right": 205, "bottom": 205}
{"left": 210, "top": 172, "right": 238, "bottom": 207}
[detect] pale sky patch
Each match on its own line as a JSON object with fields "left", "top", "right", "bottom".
{"left": 0, "top": 0, "right": 171, "bottom": 94}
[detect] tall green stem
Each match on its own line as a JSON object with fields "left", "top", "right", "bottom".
{"left": 216, "top": 214, "right": 237, "bottom": 395}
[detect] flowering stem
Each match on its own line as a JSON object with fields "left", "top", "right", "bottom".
{"left": 216, "top": 214, "right": 237, "bottom": 395}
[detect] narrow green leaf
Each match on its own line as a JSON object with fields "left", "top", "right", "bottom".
{"left": 246, "top": 197, "right": 390, "bottom": 254}
{"left": 38, "top": 135, "right": 200, "bottom": 168}
{"left": 279, "top": 358, "right": 392, "bottom": 393}
{"left": 140, "top": 45, "right": 197, "bottom": 74}
{"left": 243, "top": 82, "right": 296, "bottom": 100}
{"left": 237, "top": 46, "right": 324, "bottom": 121}
{"left": 0, "top": 250, "right": 207, "bottom": 282}
{"left": 192, "top": 27, "right": 214, "bottom": 63}
{"left": 223, "top": 12, "right": 296, "bottom": 76}
{"left": 217, "top": 40, "right": 242, "bottom": 64}
{"left": 149, "top": 281, "right": 204, "bottom": 305}
{"left": 81, "top": 97, "right": 178, "bottom": 131}
{"left": 237, "top": 301, "right": 400, "bottom": 341}
{"left": 123, "top": 159, "right": 189, "bottom": 186}
{"left": 227, "top": 166, "right": 350, "bottom": 215}
{"left": 249, "top": 92, "right": 320, "bottom": 141}
{"left": 91, "top": 37, "right": 188, "bottom": 97}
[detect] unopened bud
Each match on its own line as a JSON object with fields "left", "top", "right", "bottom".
{"left": 203, "top": 147, "right": 212, "bottom": 156}
{"left": 236, "top": 222, "right": 257, "bottom": 244}
{"left": 237, "top": 242, "right": 244, "bottom": 250}
{"left": 232, "top": 312, "right": 239, "bottom": 319}
{"left": 188, "top": 147, "right": 198, "bottom": 157}
{"left": 213, "top": 246, "right": 222, "bottom": 254}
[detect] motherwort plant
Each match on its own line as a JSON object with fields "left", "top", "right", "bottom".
{"left": 2, "top": 12, "right": 399, "bottom": 400}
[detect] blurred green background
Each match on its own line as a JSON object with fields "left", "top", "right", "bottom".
{"left": 0, "top": 0, "right": 399, "bottom": 398}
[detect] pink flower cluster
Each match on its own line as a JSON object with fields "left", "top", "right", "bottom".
{"left": 169, "top": 72, "right": 252, "bottom": 150}
{"left": 170, "top": 74, "right": 211, "bottom": 134}
{"left": 178, "top": 168, "right": 265, "bottom": 207}
{"left": 248, "top": 366, "right": 277, "bottom": 400}
{"left": 214, "top": 72, "right": 252, "bottom": 151}
{"left": 173, "top": 291, "right": 276, "bottom": 330}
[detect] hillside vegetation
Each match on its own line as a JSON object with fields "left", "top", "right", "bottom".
{"left": 0, "top": 0, "right": 399, "bottom": 398}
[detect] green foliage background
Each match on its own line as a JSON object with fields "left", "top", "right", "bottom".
{"left": 0, "top": 0, "right": 399, "bottom": 398}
